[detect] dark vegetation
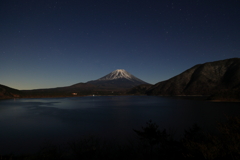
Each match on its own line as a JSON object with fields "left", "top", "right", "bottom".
{"left": 1, "top": 117, "right": 240, "bottom": 160}
{"left": 127, "top": 84, "right": 152, "bottom": 95}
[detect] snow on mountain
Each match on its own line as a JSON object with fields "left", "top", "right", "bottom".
{"left": 97, "top": 69, "right": 146, "bottom": 83}
{"left": 86, "top": 69, "right": 149, "bottom": 89}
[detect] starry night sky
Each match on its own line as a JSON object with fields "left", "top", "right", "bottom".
{"left": 1, "top": 0, "right": 240, "bottom": 90}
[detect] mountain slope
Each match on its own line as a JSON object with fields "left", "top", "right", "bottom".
{"left": 0, "top": 84, "right": 22, "bottom": 99}
{"left": 87, "top": 69, "right": 149, "bottom": 90}
{"left": 127, "top": 84, "right": 153, "bottom": 95}
{"left": 147, "top": 58, "right": 240, "bottom": 97}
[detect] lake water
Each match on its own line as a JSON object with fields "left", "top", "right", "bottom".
{"left": 0, "top": 96, "right": 240, "bottom": 154}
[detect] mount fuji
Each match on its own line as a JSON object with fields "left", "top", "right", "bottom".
{"left": 16, "top": 69, "right": 150, "bottom": 98}
{"left": 87, "top": 69, "right": 149, "bottom": 90}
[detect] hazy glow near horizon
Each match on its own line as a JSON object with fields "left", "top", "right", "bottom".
{"left": 0, "top": 1, "right": 239, "bottom": 89}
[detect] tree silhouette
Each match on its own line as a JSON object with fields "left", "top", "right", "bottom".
{"left": 183, "top": 117, "right": 240, "bottom": 160}
{"left": 133, "top": 120, "right": 169, "bottom": 158}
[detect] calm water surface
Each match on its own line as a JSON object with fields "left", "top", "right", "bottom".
{"left": 0, "top": 96, "right": 239, "bottom": 154}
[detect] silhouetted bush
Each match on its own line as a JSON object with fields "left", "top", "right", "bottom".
{"left": 133, "top": 120, "right": 183, "bottom": 159}
{"left": 182, "top": 117, "right": 240, "bottom": 160}
{"left": 69, "top": 135, "right": 107, "bottom": 160}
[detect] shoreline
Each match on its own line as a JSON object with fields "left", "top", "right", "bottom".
{"left": 1, "top": 94, "right": 240, "bottom": 102}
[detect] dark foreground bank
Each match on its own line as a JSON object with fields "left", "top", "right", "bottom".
{"left": 1, "top": 116, "right": 240, "bottom": 160}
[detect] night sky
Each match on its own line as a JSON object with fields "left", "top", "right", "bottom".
{"left": 1, "top": 0, "right": 240, "bottom": 90}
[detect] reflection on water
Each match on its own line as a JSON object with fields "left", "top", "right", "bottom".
{"left": 0, "top": 96, "right": 239, "bottom": 154}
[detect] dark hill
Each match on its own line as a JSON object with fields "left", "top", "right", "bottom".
{"left": 0, "top": 84, "right": 22, "bottom": 99}
{"left": 21, "top": 83, "right": 97, "bottom": 98}
{"left": 146, "top": 58, "right": 240, "bottom": 100}
{"left": 127, "top": 84, "right": 153, "bottom": 95}
{"left": 87, "top": 78, "right": 146, "bottom": 90}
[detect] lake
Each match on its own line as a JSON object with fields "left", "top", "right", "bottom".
{"left": 0, "top": 96, "right": 239, "bottom": 154}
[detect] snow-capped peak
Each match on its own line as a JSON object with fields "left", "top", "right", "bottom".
{"left": 97, "top": 69, "right": 145, "bottom": 82}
